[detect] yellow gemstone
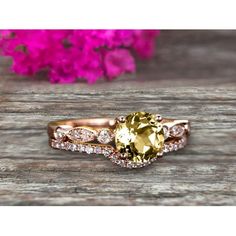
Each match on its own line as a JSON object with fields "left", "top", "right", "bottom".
{"left": 115, "top": 112, "right": 164, "bottom": 162}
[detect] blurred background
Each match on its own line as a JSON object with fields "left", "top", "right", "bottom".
{"left": 1, "top": 30, "right": 236, "bottom": 88}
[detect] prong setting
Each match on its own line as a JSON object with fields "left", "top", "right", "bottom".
{"left": 156, "top": 151, "right": 164, "bottom": 158}
{"left": 116, "top": 116, "right": 126, "bottom": 123}
{"left": 155, "top": 114, "right": 162, "bottom": 122}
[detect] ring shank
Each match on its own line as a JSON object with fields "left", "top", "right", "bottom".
{"left": 48, "top": 118, "right": 190, "bottom": 139}
{"left": 48, "top": 118, "right": 116, "bottom": 138}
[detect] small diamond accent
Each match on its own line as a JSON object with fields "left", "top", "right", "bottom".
{"left": 55, "top": 127, "right": 67, "bottom": 140}
{"left": 76, "top": 144, "right": 81, "bottom": 152}
{"left": 169, "top": 143, "right": 174, "bottom": 151}
{"left": 94, "top": 146, "right": 102, "bottom": 154}
{"left": 163, "top": 144, "right": 170, "bottom": 153}
{"left": 50, "top": 132, "right": 188, "bottom": 168}
{"left": 107, "top": 152, "right": 153, "bottom": 168}
{"left": 67, "top": 127, "right": 97, "bottom": 143}
{"left": 173, "top": 144, "right": 178, "bottom": 151}
{"left": 60, "top": 142, "right": 66, "bottom": 150}
{"left": 170, "top": 125, "right": 185, "bottom": 137}
{"left": 51, "top": 140, "right": 58, "bottom": 148}
{"left": 80, "top": 145, "right": 86, "bottom": 152}
{"left": 97, "top": 129, "right": 114, "bottom": 144}
{"left": 85, "top": 145, "right": 94, "bottom": 154}
{"left": 162, "top": 135, "right": 187, "bottom": 154}
{"left": 103, "top": 148, "right": 113, "bottom": 157}
{"left": 68, "top": 143, "right": 76, "bottom": 151}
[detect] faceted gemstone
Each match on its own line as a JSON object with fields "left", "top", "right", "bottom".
{"left": 97, "top": 129, "right": 114, "bottom": 144}
{"left": 115, "top": 112, "right": 164, "bottom": 162}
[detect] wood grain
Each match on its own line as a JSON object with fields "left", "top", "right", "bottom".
{"left": 0, "top": 30, "right": 236, "bottom": 205}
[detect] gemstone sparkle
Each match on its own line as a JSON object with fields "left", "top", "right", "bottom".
{"left": 114, "top": 112, "right": 165, "bottom": 162}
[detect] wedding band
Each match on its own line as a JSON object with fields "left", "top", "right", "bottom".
{"left": 48, "top": 111, "right": 190, "bottom": 168}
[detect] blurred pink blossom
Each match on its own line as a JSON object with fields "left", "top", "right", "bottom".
{"left": 0, "top": 30, "right": 159, "bottom": 84}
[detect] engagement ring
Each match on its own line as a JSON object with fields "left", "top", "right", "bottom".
{"left": 48, "top": 112, "right": 190, "bottom": 168}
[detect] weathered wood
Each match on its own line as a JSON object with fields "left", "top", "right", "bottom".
{"left": 0, "top": 30, "right": 236, "bottom": 205}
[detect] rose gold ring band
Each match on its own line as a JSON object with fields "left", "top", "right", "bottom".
{"left": 47, "top": 114, "right": 190, "bottom": 168}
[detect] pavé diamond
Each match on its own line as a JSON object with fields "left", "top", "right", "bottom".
{"left": 103, "top": 148, "right": 113, "bottom": 157}
{"left": 85, "top": 145, "right": 94, "bottom": 154}
{"left": 67, "top": 127, "right": 96, "bottom": 143}
{"left": 55, "top": 127, "right": 67, "bottom": 140}
{"left": 68, "top": 143, "right": 76, "bottom": 151}
{"left": 163, "top": 144, "right": 170, "bottom": 153}
{"left": 95, "top": 146, "right": 102, "bottom": 154}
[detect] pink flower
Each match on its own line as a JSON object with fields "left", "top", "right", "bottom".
{"left": 0, "top": 30, "right": 159, "bottom": 84}
{"left": 133, "top": 30, "right": 160, "bottom": 59}
{"left": 104, "top": 49, "right": 135, "bottom": 79}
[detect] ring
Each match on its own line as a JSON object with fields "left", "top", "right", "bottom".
{"left": 48, "top": 112, "right": 190, "bottom": 168}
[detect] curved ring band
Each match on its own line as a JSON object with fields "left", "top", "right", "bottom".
{"left": 48, "top": 112, "right": 190, "bottom": 168}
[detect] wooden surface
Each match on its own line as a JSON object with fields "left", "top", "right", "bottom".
{"left": 0, "top": 30, "right": 236, "bottom": 205}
